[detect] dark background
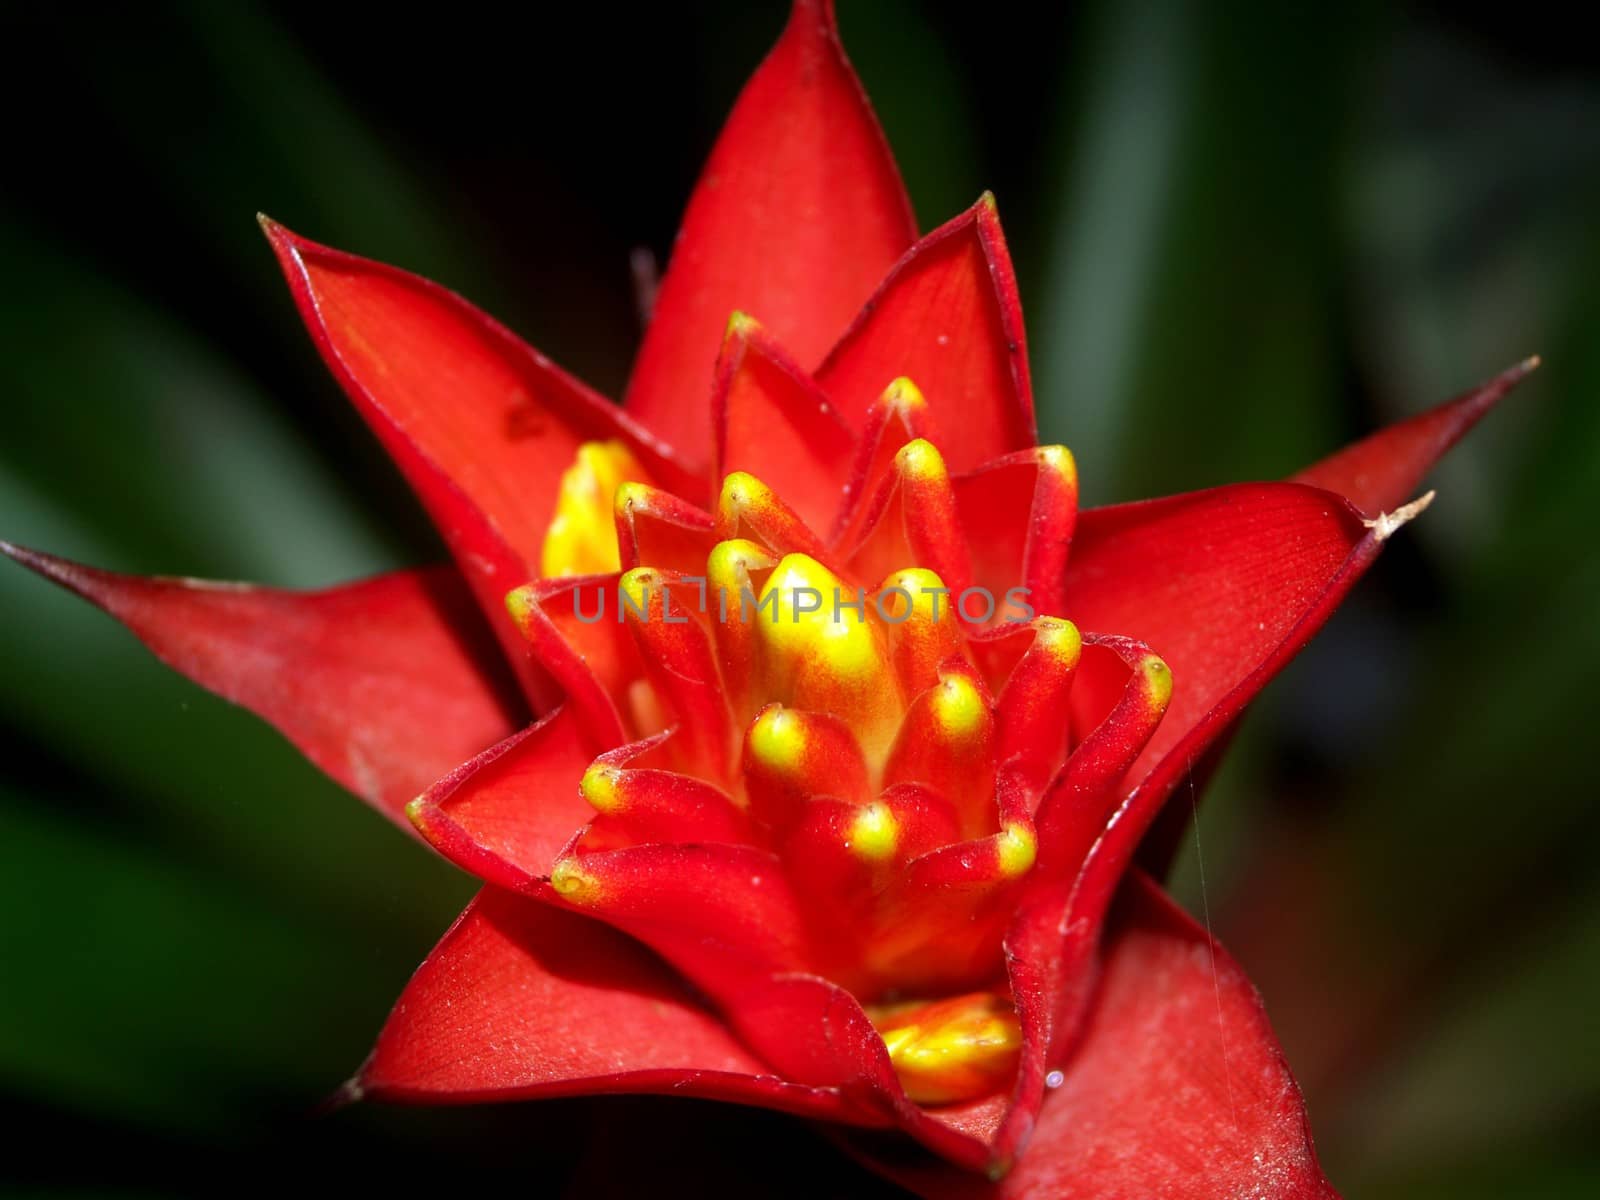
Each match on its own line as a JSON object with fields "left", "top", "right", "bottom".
{"left": 2, "top": 1, "right": 1597, "bottom": 1194}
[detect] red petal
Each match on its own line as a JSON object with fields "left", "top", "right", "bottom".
{"left": 1068, "top": 486, "right": 1369, "bottom": 780}
{"left": 356, "top": 886, "right": 864, "bottom": 1124}
{"left": 623, "top": 0, "right": 917, "bottom": 470}
{"left": 552, "top": 841, "right": 812, "bottom": 999}
{"left": 712, "top": 315, "right": 857, "bottom": 533}
{"left": 817, "top": 197, "right": 1036, "bottom": 473}
{"left": 407, "top": 705, "right": 594, "bottom": 889}
{"left": 1035, "top": 874, "right": 1336, "bottom": 1196}
{"left": 261, "top": 219, "right": 688, "bottom": 698}
{"left": 1062, "top": 484, "right": 1378, "bottom": 885}
{"left": 859, "top": 873, "right": 1337, "bottom": 1198}
{"left": 1294, "top": 358, "right": 1537, "bottom": 516}
{"left": 1, "top": 545, "right": 520, "bottom": 834}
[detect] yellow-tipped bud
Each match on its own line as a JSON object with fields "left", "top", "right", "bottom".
{"left": 540, "top": 440, "right": 645, "bottom": 578}
{"left": 848, "top": 802, "right": 900, "bottom": 863}
{"left": 877, "top": 567, "right": 967, "bottom": 696}
{"left": 1036, "top": 444, "right": 1078, "bottom": 487}
{"left": 753, "top": 554, "right": 896, "bottom": 750}
{"left": 746, "top": 704, "right": 805, "bottom": 772}
{"left": 549, "top": 857, "right": 600, "bottom": 904}
{"left": 877, "top": 567, "right": 951, "bottom": 624}
{"left": 707, "top": 538, "right": 778, "bottom": 720}
{"left": 930, "top": 671, "right": 987, "bottom": 739}
{"left": 503, "top": 583, "right": 539, "bottom": 631}
{"left": 879, "top": 376, "right": 927, "bottom": 413}
{"left": 718, "top": 471, "right": 768, "bottom": 523}
{"left": 896, "top": 438, "right": 948, "bottom": 481}
{"left": 708, "top": 538, "right": 776, "bottom": 585}
{"left": 724, "top": 309, "right": 759, "bottom": 339}
{"left": 617, "top": 567, "right": 658, "bottom": 619}
{"left": 579, "top": 763, "right": 621, "bottom": 814}
{"left": 757, "top": 554, "right": 872, "bottom": 668}
{"left": 1141, "top": 654, "right": 1173, "bottom": 711}
{"left": 403, "top": 795, "right": 430, "bottom": 831}
{"left": 612, "top": 479, "right": 653, "bottom": 517}
{"left": 996, "top": 822, "right": 1037, "bottom": 878}
{"left": 1034, "top": 617, "right": 1082, "bottom": 667}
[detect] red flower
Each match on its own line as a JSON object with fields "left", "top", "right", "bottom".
{"left": 2, "top": 3, "right": 1534, "bottom": 1195}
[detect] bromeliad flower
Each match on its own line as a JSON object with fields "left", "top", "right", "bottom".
{"left": 3, "top": 3, "right": 1536, "bottom": 1195}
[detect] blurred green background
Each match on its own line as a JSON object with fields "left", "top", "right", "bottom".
{"left": 1, "top": 0, "right": 1596, "bottom": 1193}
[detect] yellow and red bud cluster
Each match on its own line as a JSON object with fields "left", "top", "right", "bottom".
{"left": 518, "top": 402, "right": 1165, "bottom": 1104}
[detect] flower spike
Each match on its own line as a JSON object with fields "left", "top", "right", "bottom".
{"left": 11, "top": 9, "right": 1525, "bottom": 1192}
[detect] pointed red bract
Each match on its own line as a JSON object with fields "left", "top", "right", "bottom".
{"left": 1058, "top": 483, "right": 1396, "bottom": 965}
{"left": 818, "top": 197, "right": 1037, "bottom": 473}
{"left": 260, "top": 219, "right": 687, "bottom": 700}
{"left": 357, "top": 886, "right": 872, "bottom": 1124}
{"left": 1032, "top": 874, "right": 1335, "bottom": 1197}
{"left": 624, "top": 0, "right": 917, "bottom": 469}
{"left": 1129, "top": 360, "right": 1536, "bottom": 878}
{"left": 2, "top": 544, "right": 521, "bottom": 832}
{"left": 1294, "top": 358, "right": 1537, "bottom": 516}
{"left": 1065, "top": 483, "right": 1373, "bottom": 806}
{"left": 827, "top": 376, "right": 937, "bottom": 548}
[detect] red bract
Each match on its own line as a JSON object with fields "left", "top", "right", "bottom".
{"left": 3, "top": 2, "right": 1536, "bottom": 1195}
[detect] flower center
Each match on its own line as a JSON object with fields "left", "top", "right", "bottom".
{"left": 529, "top": 417, "right": 1100, "bottom": 1104}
